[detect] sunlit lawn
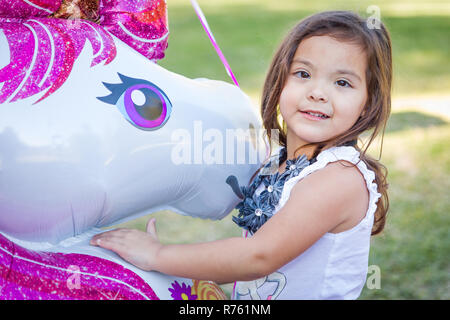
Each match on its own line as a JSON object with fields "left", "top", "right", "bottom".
{"left": 159, "top": 0, "right": 450, "bottom": 97}
{"left": 116, "top": 0, "right": 449, "bottom": 299}
{"left": 361, "top": 114, "right": 449, "bottom": 299}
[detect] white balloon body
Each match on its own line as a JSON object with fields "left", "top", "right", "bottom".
{"left": 0, "top": 32, "right": 267, "bottom": 244}
{"left": 0, "top": 1, "right": 269, "bottom": 300}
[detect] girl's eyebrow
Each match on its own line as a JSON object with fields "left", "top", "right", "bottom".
{"left": 292, "top": 58, "right": 362, "bottom": 82}
{"left": 334, "top": 69, "right": 362, "bottom": 82}
{"left": 292, "top": 58, "right": 314, "bottom": 69}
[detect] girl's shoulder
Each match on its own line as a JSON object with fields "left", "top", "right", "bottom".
{"left": 290, "top": 147, "right": 368, "bottom": 203}
{"left": 316, "top": 145, "right": 361, "bottom": 164}
{"left": 292, "top": 145, "right": 373, "bottom": 184}
{"left": 285, "top": 145, "right": 382, "bottom": 233}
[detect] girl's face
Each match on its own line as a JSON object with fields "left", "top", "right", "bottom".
{"left": 279, "top": 35, "right": 368, "bottom": 148}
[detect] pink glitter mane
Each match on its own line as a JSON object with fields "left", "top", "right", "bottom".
{"left": 0, "top": 0, "right": 168, "bottom": 104}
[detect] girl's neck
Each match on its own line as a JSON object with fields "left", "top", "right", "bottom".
{"left": 285, "top": 129, "right": 317, "bottom": 160}
{"left": 285, "top": 144, "right": 316, "bottom": 161}
{"left": 276, "top": 131, "right": 318, "bottom": 175}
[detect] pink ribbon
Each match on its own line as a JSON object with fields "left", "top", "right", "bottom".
{"left": 190, "top": 0, "right": 240, "bottom": 87}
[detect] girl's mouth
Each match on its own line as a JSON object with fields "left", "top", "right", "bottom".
{"left": 300, "top": 110, "right": 330, "bottom": 120}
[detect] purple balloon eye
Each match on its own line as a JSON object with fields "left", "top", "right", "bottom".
{"left": 124, "top": 84, "right": 167, "bottom": 129}
{"left": 98, "top": 74, "right": 172, "bottom": 131}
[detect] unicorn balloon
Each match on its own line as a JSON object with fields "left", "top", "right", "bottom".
{"left": 0, "top": 0, "right": 266, "bottom": 299}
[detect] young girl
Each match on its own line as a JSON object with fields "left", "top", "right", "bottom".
{"left": 90, "top": 10, "right": 392, "bottom": 300}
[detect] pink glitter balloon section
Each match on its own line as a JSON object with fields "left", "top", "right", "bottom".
{"left": 0, "top": 0, "right": 168, "bottom": 104}
{"left": 0, "top": 233, "right": 160, "bottom": 300}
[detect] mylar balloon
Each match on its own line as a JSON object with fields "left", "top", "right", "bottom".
{"left": 0, "top": 0, "right": 266, "bottom": 299}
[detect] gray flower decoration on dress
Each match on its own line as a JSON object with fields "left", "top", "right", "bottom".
{"left": 232, "top": 194, "right": 275, "bottom": 235}
{"left": 228, "top": 147, "right": 315, "bottom": 235}
{"left": 284, "top": 154, "right": 310, "bottom": 179}
{"left": 259, "top": 172, "right": 285, "bottom": 207}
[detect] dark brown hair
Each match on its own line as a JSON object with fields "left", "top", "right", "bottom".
{"left": 254, "top": 11, "right": 392, "bottom": 235}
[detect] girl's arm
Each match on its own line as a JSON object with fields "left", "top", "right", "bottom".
{"left": 91, "top": 160, "right": 368, "bottom": 284}
{"left": 91, "top": 222, "right": 268, "bottom": 284}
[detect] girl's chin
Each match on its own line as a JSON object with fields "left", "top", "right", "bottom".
{"left": 289, "top": 127, "right": 330, "bottom": 143}
{"left": 287, "top": 133, "right": 329, "bottom": 147}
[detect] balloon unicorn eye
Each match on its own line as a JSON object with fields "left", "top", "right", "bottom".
{"left": 97, "top": 73, "right": 172, "bottom": 130}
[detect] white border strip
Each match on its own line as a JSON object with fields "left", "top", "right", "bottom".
{"left": 81, "top": 21, "right": 104, "bottom": 60}
{"left": 5, "top": 22, "right": 38, "bottom": 103}
{"left": 23, "top": 0, "right": 53, "bottom": 14}
{"left": 28, "top": 19, "right": 55, "bottom": 88}
{"left": 117, "top": 21, "right": 169, "bottom": 43}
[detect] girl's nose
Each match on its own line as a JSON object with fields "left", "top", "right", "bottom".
{"left": 307, "top": 88, "right": 328, "bottom": 103}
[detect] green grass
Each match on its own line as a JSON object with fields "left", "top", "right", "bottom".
{"left": 159, "top": 0, "right": 450, "bottom": 97}
{"left": 360, "top": 115, "right": 450, "bottom": 299}
{"left": 115, "top": 0, "right": 449, "bottom": 299}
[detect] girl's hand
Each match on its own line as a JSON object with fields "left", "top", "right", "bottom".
{"left": 90, "top": 218, "right": 162, "bottom": 271}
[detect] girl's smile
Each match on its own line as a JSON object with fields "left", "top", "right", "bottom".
{"left": 298, "top": 109, "right": 331, "bottom": 121}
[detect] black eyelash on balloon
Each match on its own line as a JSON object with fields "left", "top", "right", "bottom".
{"left": 97, "top": 73, "right": 168, "bottom": 105}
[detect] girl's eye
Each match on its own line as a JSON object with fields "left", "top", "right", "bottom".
{"left": 295, "top": 71, "right": 310, "bottom": 79}
{"left": 336, "top": 79, "right": 351, "bottom": 88}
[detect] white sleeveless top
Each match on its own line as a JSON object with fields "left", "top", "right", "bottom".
{"left": 232, "top": 146, "right": 381, "bottom": 300}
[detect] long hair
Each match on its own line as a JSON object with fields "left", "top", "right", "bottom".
{"left": 255, "top": 11, "right": 392, "bottom": 235}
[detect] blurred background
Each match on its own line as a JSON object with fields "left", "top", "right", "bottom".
{"left": 117, "top": 0, "right": 450, "bottom": 299}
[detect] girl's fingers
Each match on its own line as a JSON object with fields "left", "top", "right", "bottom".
{"left": 90, "top": 228, "right": 128, "bottom": 245}
{"left": 92, "top": 235, "right": 127, "bottom": 255}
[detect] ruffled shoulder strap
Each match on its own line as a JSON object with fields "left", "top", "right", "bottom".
{"left": 279, "top": 146, "right": 381, "bottom": 226}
